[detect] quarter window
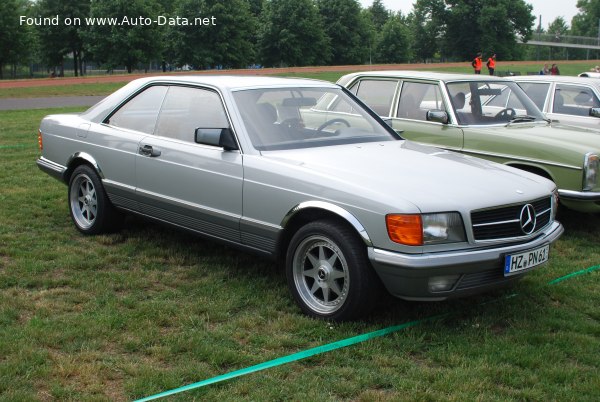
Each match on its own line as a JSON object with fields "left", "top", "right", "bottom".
{"left": 355, "top": 80, "right": 398, "bottom": 116}
{"left": 107, "top": 86, "right": 167, "bottom": 134}
{"left": 155, "top": 86, "right": 229, "bottom": 142}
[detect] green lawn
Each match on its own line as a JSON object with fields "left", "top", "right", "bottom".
{"left": 1, "top": 60, "right": 597, "bottom": 99}
{"left": 0, "top": 107, "right": 598, "bottom": 401}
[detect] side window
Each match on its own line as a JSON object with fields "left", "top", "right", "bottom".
{"left": 108, "top": 86, "right": 168, "bottom": 134}
{"left": 155, "top": 86, "right": 229, "bottom": 142}
{"left": 554, "top": 84, "right": 600, "bottom": 116}
{"left": 397, "top": 81, "right": 444, "bottom": 121}
{"left": 355, "top": 79, "right": 398, "bottom": 116}
{"left": 517, "top": 82, "right": 550, "bottom": 110}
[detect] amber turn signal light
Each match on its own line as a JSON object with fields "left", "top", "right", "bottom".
{"left": 386, "top": 214, "right": 423, "bottom": 246}
{"left": 37, "top": 129, "right": 43, "bottom": 151}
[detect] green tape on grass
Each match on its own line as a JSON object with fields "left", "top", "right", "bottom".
{"left": 135, "top": 265, "right": 599, "bottom": 401}
{"left": 548, "top": 265, "right": 600, "bottom": 285}
{"left": 135, "top": 314, "right": 444, "bottom": 402}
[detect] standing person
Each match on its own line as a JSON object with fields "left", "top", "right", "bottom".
{"left": 541, "top": 63, "right": 550, "bottom": 75}
{"left": 486, "top": 53, "right": 496, "bottom": 75}
{"left": 550, "top": 63, "right": 560, "bottom": 75}
{"left": 471, "top": 52, "right": 483, "bottom": 74}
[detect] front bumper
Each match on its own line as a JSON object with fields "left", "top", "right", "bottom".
{"left": 368, "top": 221, "right": 564, "bottom": 301}
{"left": 558, "top": 189, "right": 600, "bottom": 213}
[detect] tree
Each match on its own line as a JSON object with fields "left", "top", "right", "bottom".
{"left": 547, "top": 17, "right": 570, "bottom": 59}
{"left": 0, "top": 0, "right": 36, "bottom": 79}
{"left": 571, "top": 0, "right": 600, "bottom": 59}
{"left": 259, "top": 0, "right": 331, "bottom": 67}
{"left": 35, "top": 0, "right": 90, "bottom": 76}
{"left": 169, "top": 0, "right": 257, "bottom": 69}
{"left": 317, "top": 0, "right": 370, "bottom": 65}
{"left": 84, "top": 0, "right": 164, "bottom": 73}
{"left": 572, "top": 0, "right": 600, "bottom": 37}
{"left": 409, "top": 0, "right": 446, "bottom": 62}
{"left": 444, "top": 0, "right": 534, "bottom": 61}
{"left": 374, "top": 12, "right": 412, "bottom": 63}
{"left": 367, "top": 0, "right": 389, "bottom": 30}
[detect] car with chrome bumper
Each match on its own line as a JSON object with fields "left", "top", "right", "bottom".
{"left": 338, "top": 71, "right": 600, "bottom": 213}
{"left": 37, "top": 75, "right": 563, "bottom": 320}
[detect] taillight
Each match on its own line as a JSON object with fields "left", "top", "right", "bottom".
{"left": 38, "top": 129, "right": 43, "bottom": 151}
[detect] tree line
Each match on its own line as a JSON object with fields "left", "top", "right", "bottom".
{"left": 0, "top": 0, "right": 593, "bottom": 79}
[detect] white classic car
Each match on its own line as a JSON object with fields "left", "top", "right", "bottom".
{"left": 37, "top": 76, "right": 563, "bottom": 320}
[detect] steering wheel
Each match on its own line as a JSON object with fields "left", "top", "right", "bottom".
{"left": 495, "top": 108, "right": 516, "bottom": 119}
{"left": 280, "top": 117, "right": 304, "bottom": 129}
{"left": 316, "top": 118, "right": 350, "bottom": 132}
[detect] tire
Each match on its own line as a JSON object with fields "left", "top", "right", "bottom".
{"left": 286, "top": 219, "right": 380, "bottom": 321}
{"left": 68, "top": 165, "right": 122, "bottom": 234}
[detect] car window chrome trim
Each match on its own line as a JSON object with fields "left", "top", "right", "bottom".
{"left": 103, "top": 82, "right": 244, "bottom": 154}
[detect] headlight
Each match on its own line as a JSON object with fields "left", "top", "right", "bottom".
{"left": 386, "top": 212, "right": 466, "bottom": 246}
{"left": 583, "top": 152, "right": 599, "bottom": 191}
{"left": 551, "top": 188, "right": 559, "bottom": 221}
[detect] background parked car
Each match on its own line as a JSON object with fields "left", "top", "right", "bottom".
{"left": 37, "top": 75, "right": 563, "bottom": 320}
{"left": 513, "top": 75, "right": 600, "bottom": 130}
{"left": 338, "top": 71, "right": 600, "bottom": 213}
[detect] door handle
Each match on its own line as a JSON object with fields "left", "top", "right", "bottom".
{"left": 139, "top": 144, "right": 161, "bottom": 157}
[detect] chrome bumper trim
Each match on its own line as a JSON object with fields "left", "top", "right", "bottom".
{"left": 368, "top": 221, "right": 564, "bottom": 270}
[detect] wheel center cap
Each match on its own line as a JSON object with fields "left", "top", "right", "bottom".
{"left": 317, "top": 266, "right": 329, "bottom": 281}
{"left": 84, "top": 196, "right": 90, "bottom": 205}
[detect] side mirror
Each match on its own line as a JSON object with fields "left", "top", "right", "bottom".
{"left": 589, "top": 107, "right": 600, "bottom": 118}
{"left": 195, "top": 128, "right": 239, "bottom": 151}
{"left": 426, "top": 110, "right": 449, "bottom": 124}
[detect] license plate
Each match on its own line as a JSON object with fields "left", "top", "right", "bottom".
{"left": 504, "top": 244, "right": 550, "bottom": 276}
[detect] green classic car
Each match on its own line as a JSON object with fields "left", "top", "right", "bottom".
{"left": 338, "top": 71, "right": 600, "bottom": 213}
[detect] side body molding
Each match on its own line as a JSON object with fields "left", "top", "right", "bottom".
{"left": 281, "top": 200, "right": 373, "bottom": 246}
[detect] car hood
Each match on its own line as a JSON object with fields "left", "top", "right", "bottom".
{"left": 261, "top": 140, "right": 554, "bottom": 213}
{"left": 474, "top": 121, "right": 600, "bottom": 152}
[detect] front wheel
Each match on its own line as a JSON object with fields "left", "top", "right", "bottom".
{"left": 68, "top": 165, "right": 122, "bottom": 234}
{"left": 286, "top": 220, "right": 380, "bottom": 321}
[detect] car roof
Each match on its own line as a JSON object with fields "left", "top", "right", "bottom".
{"left": 512, "top": 74, "right": 600, "bottom": 88}
{"left": 128, "top": 75, "right": 339, "bottom": 91}
{"left": 338, "top": 70, "right": 510, "bottom": 85}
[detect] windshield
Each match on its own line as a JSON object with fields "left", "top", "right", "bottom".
{"left": 446, "top": 81, "right": 547, "bottom": 126}
{"left": 232, "top": 87, "right": 397, "bottom": 150}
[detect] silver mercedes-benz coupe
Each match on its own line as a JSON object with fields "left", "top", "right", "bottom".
{"left": 37, "top": 76, "right": 563, "bottom": 320}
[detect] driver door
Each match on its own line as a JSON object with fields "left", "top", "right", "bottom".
{"left": 390, "top": 81, "right": 464, "bottom": 151}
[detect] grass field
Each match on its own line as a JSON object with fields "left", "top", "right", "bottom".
{"left": 1, "top": 60, "right": 597, "bottom": 99}
{"left": 0, "top": 89, "right": 599, "bottom": 399}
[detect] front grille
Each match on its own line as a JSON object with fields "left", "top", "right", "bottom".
{"left": 471, "top": 197, "right": 551, "bottom": 241}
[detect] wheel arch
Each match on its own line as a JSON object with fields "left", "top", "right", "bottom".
{"left": 506, "top": 162, "right": 554, "bottom": 182}
{"left": 64, "top": 152, "right": 104, "bottom": 183}
{"left": 276, "top": 201, "right": 372, "bottom": 261}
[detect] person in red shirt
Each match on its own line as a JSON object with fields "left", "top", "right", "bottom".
{"left": 472, "top": 52, "right": 483, "bottom": 74}
{"left": 486, "top": 53, "right": 496, "bottom": 75}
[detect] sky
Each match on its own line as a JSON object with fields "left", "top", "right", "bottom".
{"left": 358, "top": 0, "right": 580, "bottom": 30}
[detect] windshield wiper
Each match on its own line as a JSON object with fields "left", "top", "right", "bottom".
{"left": 507, "top": 115, "right": 541, "bottom": 124}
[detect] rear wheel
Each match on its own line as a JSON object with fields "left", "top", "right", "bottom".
{"left": 68, "top": 165, "right": 122, "bottom": 234}
{"left": 286, "top": 220, "right": 380, "bottom": 321}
